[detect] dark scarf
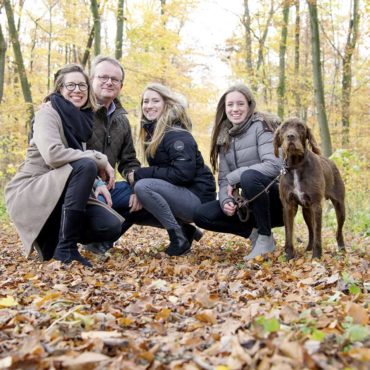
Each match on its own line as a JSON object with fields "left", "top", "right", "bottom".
{"left": 141, "top": 117, "right": 156, "bottom": 141}
{"left": 49, "top": 93, "right": 93, "bottom": 150}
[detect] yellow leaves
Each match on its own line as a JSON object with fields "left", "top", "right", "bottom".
{"left": 0, "top": 222, "right": 369, "bottom": 369}
{"left": 195, "top": 309, "right": 217, "bottom": 325}
{"left": 346, "top": 347, "right": 370, "bottom": 362}
{"left": 33, "top": 291, "right": 63, "bottom": 308}
{"left": 0, "top": 295, "right": 18, "bottom": 307}
{"left": 118, "top": 317, "right": 134, "bottom": 326}
{"left": 346, "top": 302, "right": 369, "bottom": 325}
{"left": 155, "top": 308, "right": 171, "bottom": 321}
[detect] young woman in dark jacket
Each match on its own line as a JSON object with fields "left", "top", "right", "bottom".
{"left": 128, "top": 83, "right": 216, "bottom": 256}
{"left": 194, "top": 84, "right": 284, "bottom": 260}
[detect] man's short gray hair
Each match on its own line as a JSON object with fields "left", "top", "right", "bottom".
{"left": 90, "top": 55, "right": 125, "bottom": 82}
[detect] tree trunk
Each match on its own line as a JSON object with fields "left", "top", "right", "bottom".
{"left": 277, "top": 1, "right": 290, "bottom": 119}
{"left": 341, "top": 0, "right": 359, "bottom": 146}
{"left": 307, "top": 0, "right": 332, "bottom": 157}
{"left": 47, "top": 4, "right": 53, "bottom": 91}
{"left": 90, "top": 0, "right": 101, "bottom": 56}
{"left": 81, "top": 26, "right": 95, "bottom": 68}
{"left": 256, "top": 1, "right": 275, "bottom": 72}
{"left": 115, "top": 0, "right": 124, "bottom": 60}
{"left": 3, "top": 0, "right": 34, "bottom": 125}
{"left": 242, "top": 0, "right": 253, "bottom": 85}
{"left": 0, "top": 24, "right": 7, "bottom": 103}
{"left": 294, "top": 0, "right": 301, "bottom": 118}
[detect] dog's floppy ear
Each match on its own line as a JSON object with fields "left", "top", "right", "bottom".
{"left": 306, "top": 126, "right": 321, "bottom": 154}
{"left": 273, "top": 127, "right": 282, "bottom": 157}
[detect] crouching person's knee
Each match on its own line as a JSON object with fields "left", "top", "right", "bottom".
{"left": 98, "top": 213, "right": 123, "bottom": 241}
{"left": 86, "top": 208, "right": 123, "bottom": 243}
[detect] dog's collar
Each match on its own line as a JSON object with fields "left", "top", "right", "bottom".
{"left": 283, "top": 150, "right": 309, "bottom": 171}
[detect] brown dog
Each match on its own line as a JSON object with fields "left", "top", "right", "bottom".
{"left": 273, "top": 118, "right": 345, "bottom": 260}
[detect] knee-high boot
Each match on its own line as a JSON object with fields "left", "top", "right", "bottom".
{"left": 165, "top": 228, "right": 191, "bottom": 256}
{"left": 54, "top": 207, "right": 92, "bottom": 267}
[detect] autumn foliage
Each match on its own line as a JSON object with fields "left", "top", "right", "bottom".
{"left": 0, "top": 1, "right": 369, "bottom": 368}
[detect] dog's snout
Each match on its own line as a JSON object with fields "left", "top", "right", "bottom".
{"left": 287, "top": 133, "right": 296, "bottom": 140}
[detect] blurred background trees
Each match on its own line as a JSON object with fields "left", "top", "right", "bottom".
{"left": 0, "top": 0, "right": 369, "bottom": 232}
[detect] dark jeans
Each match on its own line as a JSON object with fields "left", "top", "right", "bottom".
{"left": 37, "top": 159, "right": 122, "bottom": 252}
{"left": 240, "top": 169, "right": 282, "bottom": 236}
{"left": 98, "top": 180, "right": 162, "bottom": 236}
{"left": 194, "top": 170, "right": 283, "bottom": 238}
{"left": 98, "top": 181, "right": 132, "bottom": 212}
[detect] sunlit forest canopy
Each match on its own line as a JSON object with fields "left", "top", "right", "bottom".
{"left": 0, "top": 0, "right": 369, "bottom": 188}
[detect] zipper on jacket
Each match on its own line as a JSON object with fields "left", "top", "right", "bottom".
{"left": 61, "top": 207, "right": 66, "bottom": 240}
{"left": 103, "top": 115, "right": 113, "bottom": 152}
{"left": 232, "top": 138, "right": 238, "bottom": 168}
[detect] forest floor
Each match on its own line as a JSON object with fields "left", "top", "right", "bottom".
{"left": 0, "top": 222, "right": 369, "bottom": 370}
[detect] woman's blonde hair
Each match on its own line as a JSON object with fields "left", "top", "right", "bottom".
{"left": 139, "top": 83, "right": 192, "bottom": 159}
{"left": 45, "top": 64, "right": 98, "bottom": 110}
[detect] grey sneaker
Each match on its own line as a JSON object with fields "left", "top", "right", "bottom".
{"left": 249, "top": 228, "right": 258, "bottom": 248}
{"left": 244, "top": 234, "right": 275, "bottom": 261}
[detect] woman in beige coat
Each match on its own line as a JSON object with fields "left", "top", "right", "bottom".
{"left": 5, "top": 64, "right": 123, "bottom": 267}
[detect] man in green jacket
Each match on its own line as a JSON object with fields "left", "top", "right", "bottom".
{"left": 86, "top": 56, "right": 143, "bottom": 254}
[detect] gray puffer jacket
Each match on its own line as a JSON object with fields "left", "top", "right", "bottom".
{"left": 218, "top": 115, "right": 283, "bottom": 207}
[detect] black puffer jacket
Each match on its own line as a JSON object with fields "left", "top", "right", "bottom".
{"left": 87, "top": 99, "right": 141, "bottom": 177}
{"left": 134, "top": 126, "right": 216, "bottom": 203}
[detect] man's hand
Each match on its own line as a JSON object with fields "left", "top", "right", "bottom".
{"left": 99, "top": 163, "right": 115, "bottom": 190}
{"left": 223, "top": 201, "right": 236, "bottom": 217}
{"left": 129, "top": 194, "right": 142, "bottom": 212}
{"left": 94, "top": 185, "right": 113, "bottom": 207}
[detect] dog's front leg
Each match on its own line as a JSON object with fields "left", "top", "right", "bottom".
{"left": 302, "top": 207, "right": 314, "bottom": 252}
{"left": 312, "top": 204, "right": 323, "bottom": 259}
{"left": 283, "top": 203, "right": 298, "bottom": 260}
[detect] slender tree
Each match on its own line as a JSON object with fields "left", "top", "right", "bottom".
{"left": 0, "top": 23, "right": 6, "bottom": 103}
{"left": 341, "top": 0, "right": 359, "bottom": 145}
{"left": 277, "top": 1, "right": 290, "bottom": 119}
{"left": 3, "top": 0, "right": 34, "bottom": 124}
{"left": 81, "top": 26, "right": 95, "bottom": 68}
{"left": 307, "top": 0, "right": 332, "bottom": 157}
{"left": 256, "top": 0, "right": 275, "bottom": 72}
{"left": 241, "top": 0, "right": 253, "bottom": 84}
{"left": 293, "top": 0, "right": 301, "bottom": 117}
{"left": 90, "top": 0, "right": 101, "bottom": 56}
{"left": 115, "top": 0, "right": 124, "bottom": 60}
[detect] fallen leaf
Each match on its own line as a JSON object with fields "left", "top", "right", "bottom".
{"left": 0, "top": 295, "right": 18, "bottom": 307}
{"left": 346, "top": 302, "right": 369, "bottom": 325}
{"left": 195, "top": 310, "right": 217, "bottom": 325}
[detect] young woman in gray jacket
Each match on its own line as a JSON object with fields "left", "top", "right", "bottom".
{"left": 194, "top": 84, "right": 284, "bottom": 260}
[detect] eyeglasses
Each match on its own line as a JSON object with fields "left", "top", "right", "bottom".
{"left": 96, "top": 75, "right": 122, "bottom": 85}
{"left": 63, "top": 82, "right": 88, "bottom": 91}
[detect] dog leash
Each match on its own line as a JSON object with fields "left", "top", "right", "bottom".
{"left": 234, "top": 167, "right": 287, "bottom": 222}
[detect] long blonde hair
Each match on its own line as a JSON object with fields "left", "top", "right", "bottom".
{"left": 139, "top": 83, "right": 192, "bottom": 159}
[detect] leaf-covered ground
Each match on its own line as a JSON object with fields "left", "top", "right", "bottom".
{"left": 0, "top": 222, "right": 369, "bottom": 370}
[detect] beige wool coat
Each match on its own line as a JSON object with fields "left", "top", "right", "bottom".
{"left": 5, "top": 104, "right": 109, "bottom": 257}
